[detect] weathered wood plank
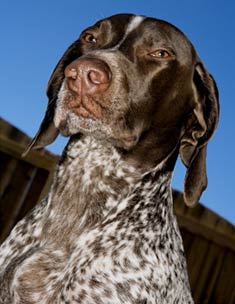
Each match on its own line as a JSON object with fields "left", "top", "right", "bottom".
{"left": 0, "top": 134, "right": 58, "bottom": 171}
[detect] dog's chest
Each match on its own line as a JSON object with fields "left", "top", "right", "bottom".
{"left": 55, "top": 171, "right": 189, "bottom": 303}
{"left": 14, "top": 173, "right": 185, "bottom": 304}
{"left": 2, "top": 137, "right": 192, "bottom": 303}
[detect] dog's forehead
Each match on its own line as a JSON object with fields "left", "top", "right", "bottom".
{"left": 91, "top": 14, "right": 194, "bottom": 61}
{"left": 93, "top": 14, "right": 139, "bottom": 34}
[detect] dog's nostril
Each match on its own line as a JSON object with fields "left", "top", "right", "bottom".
{"left": 88, "top": 69, "right": 111, "bottom": 85}
{"left": 65, "top": 67, "right": 78, "bottom": 80}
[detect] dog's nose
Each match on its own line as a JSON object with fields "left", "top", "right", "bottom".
{"left": 65, "top": 58, "right": 112, "bottom": 94}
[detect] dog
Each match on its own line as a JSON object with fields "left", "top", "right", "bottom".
{"left": 0, "top": 14, "right": 219, "bottom": 303}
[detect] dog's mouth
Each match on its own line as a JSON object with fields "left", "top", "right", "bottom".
{"left": 54, "top": 69, "right": 144, "bottom": 150}
{"left": 63, "top": 76, "right": 113, "bottom": 121}
{"left": 68, "top": 95, "right": 104, "bottom": 120}
{"left": 54, "top": 81, "right": 112, "bottom": 135}
{"left": 54, "top": 79, "right": 147, "bottom": 152}
{"left": 110, "top": 135, "right": 139, "bottom": 150}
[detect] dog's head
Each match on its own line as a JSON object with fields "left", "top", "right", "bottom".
{"left": 26, "top": 14, "right": 219, "bottom": 206}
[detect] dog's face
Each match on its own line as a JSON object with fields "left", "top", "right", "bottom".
{"left": 53, "top": 15, "right": 197, "bottom": 150}
{"left": 27, "top": 14, "right": 219, "bottom": 206}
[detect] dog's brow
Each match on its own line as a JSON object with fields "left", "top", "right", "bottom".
{"left": 111, "top": 15, "right": 145, "bottom": 50}
{"left": 126, "top": 15, "right": 145, "bottom": 34}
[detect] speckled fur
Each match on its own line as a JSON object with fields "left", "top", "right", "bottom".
{"left": 0, "top": 136, "right": 192, "bottom": 303}
{"left": 0, "top": 13, "right": 219, "bottom": 304}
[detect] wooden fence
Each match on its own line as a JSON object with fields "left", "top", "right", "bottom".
{"left": 0, "top": 118, "right": 58, "bottom": 243}
{"left": 0, "top": 117, "right": 235, "bottom": 303}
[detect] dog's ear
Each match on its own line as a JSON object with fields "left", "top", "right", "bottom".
{"left": 179, "top": 60, "right": 219, "bottom": 207}
{"left": 23, "top": 40, "right": 81, "bottom": 156}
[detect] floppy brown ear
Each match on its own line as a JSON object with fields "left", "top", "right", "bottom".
{"left": 23, "top": 39, "right": 81, "bottom": 156}
{"left": 179, "top": 60, "right": 219, "bottom": 207}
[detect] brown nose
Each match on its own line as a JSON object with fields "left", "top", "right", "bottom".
{"left": 65, "top": 58, "right": 112, "bottom": 95}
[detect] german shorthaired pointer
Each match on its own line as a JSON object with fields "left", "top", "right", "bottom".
{"left": 0, "top": 14, "right": 219, "bottom": 303}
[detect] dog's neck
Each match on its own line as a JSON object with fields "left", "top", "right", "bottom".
{"left": 43, "top": 135, "right": 176, "bottom": 247}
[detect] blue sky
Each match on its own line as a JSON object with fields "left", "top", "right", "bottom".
{"left": 1, "top": 0, "right": 234, "bottom": 224}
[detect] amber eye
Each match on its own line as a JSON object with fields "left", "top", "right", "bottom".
{"left": 83, "top": 33, "right": 97, "bottom": 44}
{"left": 149, "top": 49, "right": 172, "bottom": 59}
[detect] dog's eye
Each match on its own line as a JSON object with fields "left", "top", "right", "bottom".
{"left": 83, "top": 33, "right": 97, "bottom": 44}
{"left": 149, "top": 49, "right": 172, "bottom": 59}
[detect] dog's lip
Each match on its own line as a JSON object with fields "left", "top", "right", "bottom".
{"left": 72, "top": 105, "right": 97, "bottom": 120}
{"left": 112, "top": 135, "right": 139, "bottom": 150}
{"left": 64, "top": 79, "right": 111, "bottom": 120}
{"left": 68, "top": 96, "right": 106, "bottom": 120}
